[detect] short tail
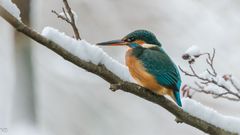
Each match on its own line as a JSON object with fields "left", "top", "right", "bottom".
{"left": 173, "top": 91, "right": 182, "bottom": 107}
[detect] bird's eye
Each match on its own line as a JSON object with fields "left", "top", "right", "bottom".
{"left": 126, "top": 37, "right": 135, "bottom": 42}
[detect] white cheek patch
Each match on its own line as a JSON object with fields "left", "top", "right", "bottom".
{"left": 142, "top": 43, "right": 157, "bottom": 48}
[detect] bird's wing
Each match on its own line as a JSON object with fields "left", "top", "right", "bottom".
{"left": 138, "top": 48, "right": 181, "bottom": 91}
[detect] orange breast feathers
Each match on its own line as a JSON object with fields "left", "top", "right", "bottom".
{"left": 125, "top": 49, "right": 174, "bottom": 97}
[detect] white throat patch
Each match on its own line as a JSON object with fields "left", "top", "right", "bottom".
{"left": 142, "top": 43, "right": 157, "bottom": 48}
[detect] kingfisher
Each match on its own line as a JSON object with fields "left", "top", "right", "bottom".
{"left": 97, "top": 30, "right": 182, "bottom": 107}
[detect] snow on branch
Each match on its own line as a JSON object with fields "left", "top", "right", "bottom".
{"left": 183, "top": 98, "right": 240, "bottom": 134}
{"left": 41, "top": 27, "right": 131, "bottom": 81}
{"left": 180, "top": 46, "right": 240, "bottom": 101}
{"left": 0, "top": 4, "right": 238, "bottom": 135}
{"left": 0, "top": 0, "right": 21, "bottom": 20}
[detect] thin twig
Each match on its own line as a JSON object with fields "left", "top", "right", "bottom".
{"left": 206, "top": 48, "right": 217, "bottom": 77}
{"left": 189, "top": 86, "right": 240, "bottom": 101}
{"left": 180, "top": 48, "right": 240, "bottom": 101}
{"left": 229, "top": 77, "right": 240, "bottom": 92}
{"left": 179, "top": 66, "right": 195, "bottom": 77}
{"left": 62, "top": 0, "right": 81, "bottom": 40}
{"left": 51, "top": 10, "right": 71, "bottom": 23}
{"left": 62, "top": 7, "right": 69, "bottom": 20}
{"left": 52, "top": 0, "right": 81, "bottom": 40}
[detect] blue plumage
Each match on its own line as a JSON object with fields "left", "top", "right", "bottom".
{"left": 174, "top": 91, "right": 182, "bottom": 107}
{"left": 134, "top": 47, "right": 182, "bottom": 106}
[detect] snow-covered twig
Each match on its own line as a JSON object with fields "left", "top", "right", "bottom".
{"left": 180, "top": 46, "right": 240, "bottom": 101}
{"left": 183, "top": 98, "right": 240, "bottom": 134}
{"left": 0, "top": 5, "right": 238, "bottom": 135}
{"left": 52, "top": 0, "right": 81, "bottom": 40}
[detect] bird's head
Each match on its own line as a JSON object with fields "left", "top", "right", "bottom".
{"left": 97, "top": 30, "right": 161, "bottom": 48}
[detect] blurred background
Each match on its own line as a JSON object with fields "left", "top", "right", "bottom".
{"left": 0, "top": 0, "right": 240, "bottom": 134}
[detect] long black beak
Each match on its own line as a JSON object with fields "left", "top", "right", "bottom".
{"left": 97, "top": 39, "right": 128, "bottom": 46}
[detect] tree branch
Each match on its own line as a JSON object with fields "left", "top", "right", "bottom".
{"left": 180, "top": 48, "right": 240, "bottom": 101}
{"left": 51, "top": 10, "right": 71, "bottom": 23}
{"left": 0, "top": 5, "right": 237, "bottom": 135}
{"left": 52, "top": 0, "right": 81, "bottom": 40}
{"left": 63, "top": 0, "right": 80, "bottom": 40}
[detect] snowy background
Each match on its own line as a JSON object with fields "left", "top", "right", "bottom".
{"left": 1, "top": 0, "right": 240, "bottom": 135}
